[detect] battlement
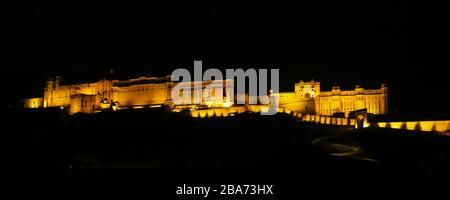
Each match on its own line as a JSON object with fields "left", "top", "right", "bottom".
{"left": 319, "top": 84, "right": 388, "bottom": 97}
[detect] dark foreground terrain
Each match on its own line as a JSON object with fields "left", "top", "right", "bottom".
{"left": 2, "top": 107, "right": 450, "bottom": 180}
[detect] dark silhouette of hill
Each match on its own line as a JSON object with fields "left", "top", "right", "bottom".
{"left": 2, "top": 107, "right": 450, "bottom": 180}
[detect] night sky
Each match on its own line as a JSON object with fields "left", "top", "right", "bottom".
{"left": 2, "top": 1, "right": 449, "bottom": 116}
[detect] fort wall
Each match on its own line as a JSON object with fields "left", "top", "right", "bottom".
{"left": 25, "top": 76, "right": 388, "bottom": 118}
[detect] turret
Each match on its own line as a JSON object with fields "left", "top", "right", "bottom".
{"left": 380, "top": 83, "right": 388, "bottom": 93}
{"left": 55, "top": 76, "right": 62, "bottom": 88}
{"left": 355, "top": 84, "right": 364, "bottom": 93}
{"left": 380, "top": 84, "right": 388, "bottom": 114}
{"left": 46, "top": 77, "right": 54, "bottom": 91}
{"left": 331, "top": 85, "right": 341, "bottom": 93}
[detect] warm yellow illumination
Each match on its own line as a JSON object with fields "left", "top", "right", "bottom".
{"left": 200, "top": 112, "right": 207, "bottom": 118}
{"left": 23, "top": 98, "right": 43, "bottom": 108}
{"left": 375, "top": 121, "right": 450, "bottom": 133}
{"left": 223, "top": 101, "right": 232, "bottom": 108}
{"left": 25, "top": 75, "right": 390, "bottom": 119}
{"left": 100, "top": 103, "right": 110, "bottom": 109}
{"left": 149, "top": 105, "right": 162, "bottom": 108}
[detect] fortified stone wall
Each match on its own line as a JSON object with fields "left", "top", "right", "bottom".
{"left": 25, "top": 76, "right": 388, "bottom": 117}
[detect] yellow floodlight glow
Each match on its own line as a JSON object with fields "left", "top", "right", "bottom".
{"left": 150, "top": 105, "right": 162, "bottom": 108}
{"left": 223, "top": 101, "right": 232, "bottom": 108}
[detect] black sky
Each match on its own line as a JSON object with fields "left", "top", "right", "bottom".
{"left": 2, "top": 1, "right": 449, "bottom": 116}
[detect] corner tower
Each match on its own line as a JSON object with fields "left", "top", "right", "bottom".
{"left": 43, "top": 77, "right": 54, "bottom": 108}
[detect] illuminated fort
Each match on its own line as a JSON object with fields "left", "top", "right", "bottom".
{"left": 21, "top": 76, "right": 450, "bottom": 134}
{"left": 22, "top": 76, "right": 388, "bottom": 118}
